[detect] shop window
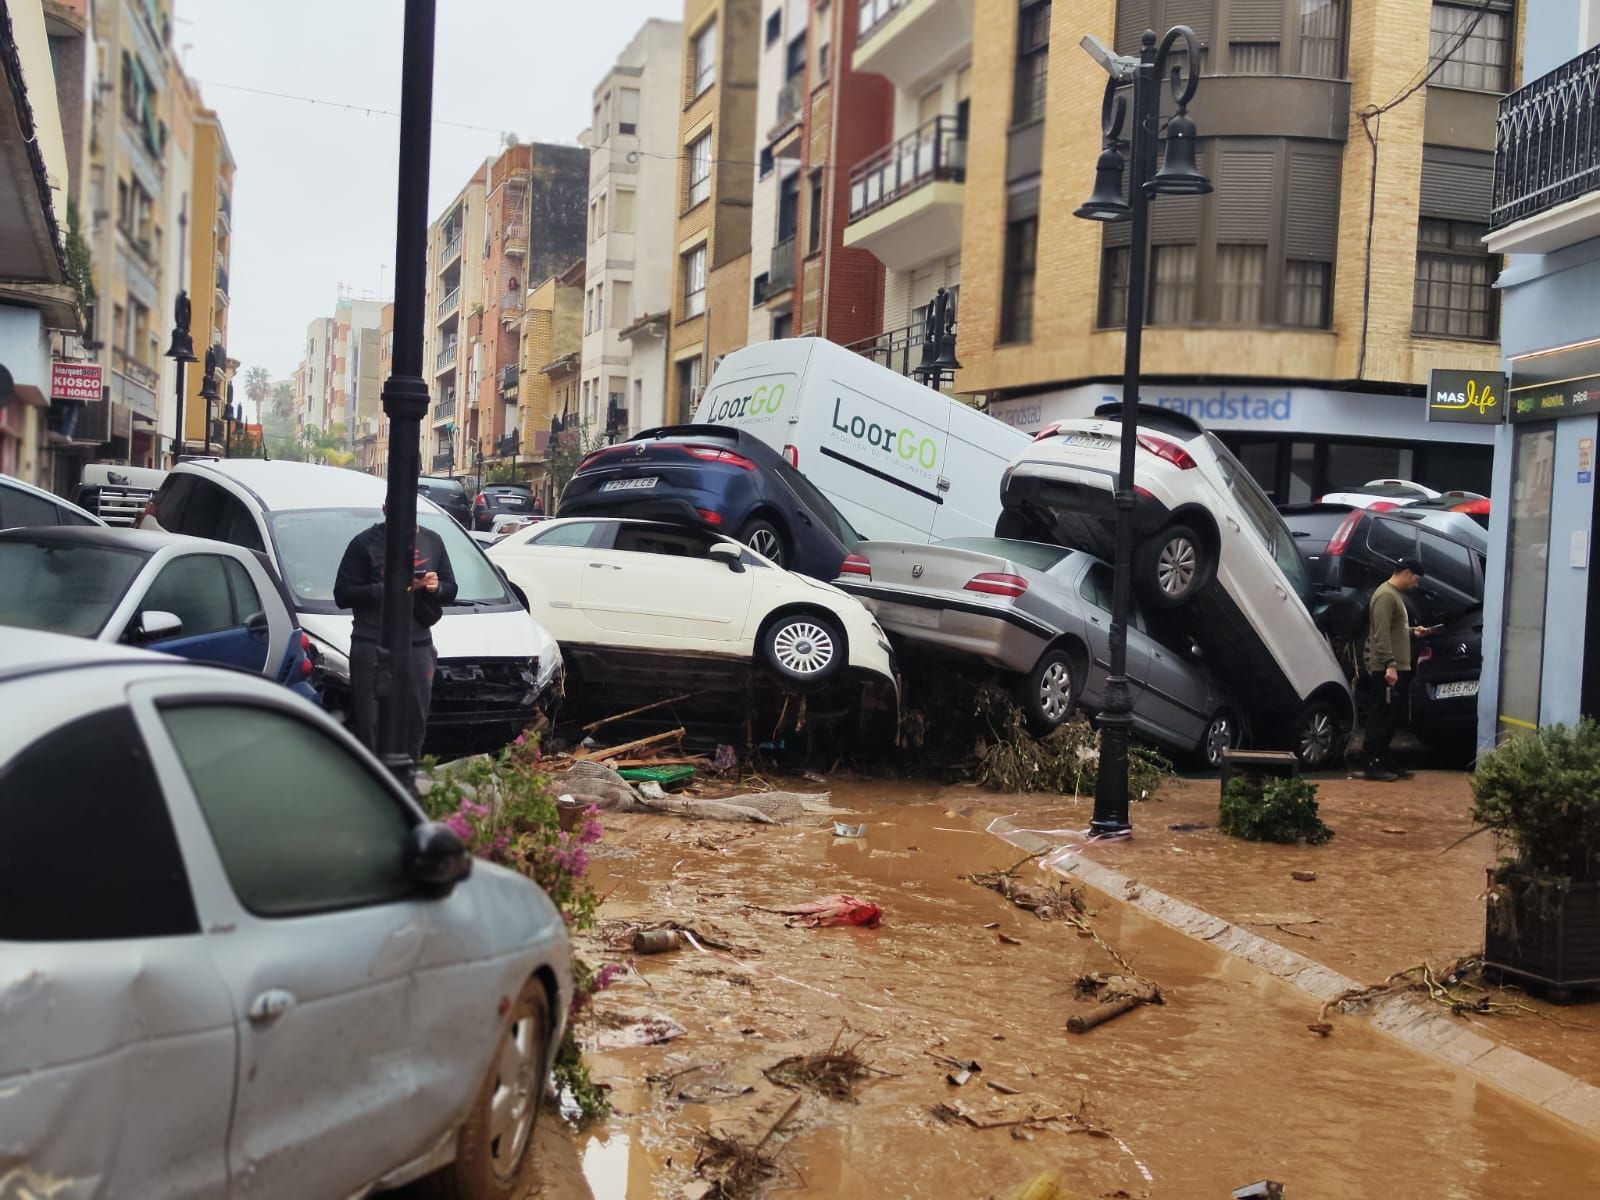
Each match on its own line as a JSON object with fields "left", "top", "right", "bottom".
{"left": 1412, "top": 218, "right": 1498, "bottom": 340}
{"left": 1012, "top": 0, "right": 1051, "bottom": 126}
{"left": 999, "top": 214, "right": 1039, "bottom": 343}
{"left": 1429, "top": 2, "right": 1512, "bottom": 92}
{"left": 1499, "top": 427, "right": 1555, "bottom": 731}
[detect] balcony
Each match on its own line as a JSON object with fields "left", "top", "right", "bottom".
{"left": 1488, "top": 45, "right": 1600, "bottom": 256}
{"left": 435, "top": 343, "right": 458, "bottom": 375}
{"left": 853, "top": 0, "right": 974, "bottom": 92}
{"left": 437, "top": 286, "right": 461, "bottom": 320}
{"left": 434, "top": 397, "right": 456, "bottom": 421}
{"left": 843, "top": 115, "right": 966, "bottom": 271}
{"left": 500, "top": 292, "right": 523, "bottom": 327}
{"left": 440, "top": 230, "right": 463, "bottom": 266}
{"left": 503, "top": 224, "right": 527, "bottom": 257}
{"left": 432, "top": 449, "right": 455, "bottom": 473}
{"left": 218, "top": 190, "right": 232, "bottom": 233}
{"left": 769, "top": 235, "right": 796, "bottom": 297}
{"left": 499, "top": 364, "right": 520, "bottom": 393}
{"left": 215, "top": 266, "right": 229, "bottom": 299}
{"left": 769, "top": 76, "right": 805, "bottom": 155}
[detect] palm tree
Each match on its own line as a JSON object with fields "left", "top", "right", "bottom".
{"left": 243, "top": 366, "right": 272, "bottom": 421}
{"left": 300, "top": 422, "right": 356, "bottom": 469}
{"left": 269, "top": 380, "right": 293, "bottom": 419}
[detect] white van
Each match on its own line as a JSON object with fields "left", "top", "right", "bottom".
{"left": 693, "top": 338, "right": 1029, "bottom": 543}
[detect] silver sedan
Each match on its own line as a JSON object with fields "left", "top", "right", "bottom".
{"left": 838, "top": 536, "right": 1241, "bottom": 765}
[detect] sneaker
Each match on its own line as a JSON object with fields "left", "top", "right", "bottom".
{"left": 1363, "top": 766, "right": 1399, "bottom": 782}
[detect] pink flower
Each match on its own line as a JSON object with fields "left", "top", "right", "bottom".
{"left": 593, "top": 963, "right": 624, "bottom": 992}
{"left": 513, "top": 735, "right": 526, "bottom": 747}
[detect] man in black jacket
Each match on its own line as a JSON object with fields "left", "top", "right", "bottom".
{"left": 333, "top": 507, "right": 458, "bottom": 758}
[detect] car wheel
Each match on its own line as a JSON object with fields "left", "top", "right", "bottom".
{"left": 422, "top": 980, "right": 549, "bottom": 1200}
{"left": 762, "top": 612, "right": 843, "bottom": 687}
{"left": 738, "top": 517, "right": 786, "bottom": 566}
{"left": 1018, "top": 647, "right": 1077, "bottom": 735}
{"left": 1293, "top": 700, "right": 1347, "bottom": 771}
{"left": 1136, "top": 523, "right": 1208, "bottom": 608}
{"left": 1198, "top": 709, "right": 1240, "bottom": 769}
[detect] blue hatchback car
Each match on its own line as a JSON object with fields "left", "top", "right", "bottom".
{"left": 557, "top": 424, "right": 863, "bottom": 580}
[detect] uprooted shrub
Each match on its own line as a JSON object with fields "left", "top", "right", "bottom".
{"left": 419, "top": 737, "right": 617, "bottom": 1123}
{"left": 1218, "top": 775, "right": 1334, "bottom": 845}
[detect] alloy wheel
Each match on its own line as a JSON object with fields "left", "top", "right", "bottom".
{"left": 1039, "top": 660, "right": 1073, "bottom": 722}
{"left": 1205, "top": 714, "right": 1232, "bottom": 766}
{"left": 1299, "top": 710, "right": 1335, "bottom": 766}
{"left": 772, "top": 621, "right": 835, "bottom": 676}
{"left": 487, "top": 1001, "right": 540, "bottom": 1180}
{"left": 747, "top": 528, "right": 783, "bottom": 562}
{"left": 1157, "top": 536, "right": 1198, "bottom": 597}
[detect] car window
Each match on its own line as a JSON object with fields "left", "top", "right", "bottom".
{"left": 613, "top": 525, "right": 719, "bottom": 559}
{"left": 1367, "top": 517, "right": 1417, "bottom": 564}
{"left": 1419, "top": 531, "right": 1476, "bottom": 595}
{"left": 527, "top": 520, "right": 606, "bottom": 548}
{"left": 137, "top": 555, "right": 237, "bottom": 639}
{"left": 0, "top": 539, "right": 147, "bottom": 636}
{"left": 0, "top": 484, "right": 65, "bottom": 529}
{"left": 0, "top": 706, "right": 199, "bottom": 941}
{"left": 1079, "top": 562, "right": 1112, "bottom": 611}
{"left": 1209, "top": 436, "right": 1312, "bottom": 601}
{"left": 151, "top": 472, "right": 197, "bottom": 529}
{"left": 772, "top": 459, "right": 861, "bottom": 549}
{"left": 223, "top": 557, "right": 264, "bottom": 622}
{"left": 161, "top": 704, "right": 416, "bottom": 917}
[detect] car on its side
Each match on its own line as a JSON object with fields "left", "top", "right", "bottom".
{"left": 135, "top": 459, "right": 563, "bottom": 754}
{"left": 998, "top": 404, "right": 1354, "bottom": 767}
{"left": 0, "top": 630, "right": 570, "bottom": 1199}
{"left": 473, "top": 483, "right": 539, "bottom": 531}
{"left": 836, "top": 537, "right": 1242, "bottom": 766}
{"left": 557, "top": 424, "right": 862, "bottom": 580}
{"left": 490, "top": 516, "right": 898, "bottom": 740}
{"left": 0, "top": 471, "right": 104, "bottom": 529}
{"left": 0, "top": 526, "right": 316, "bottom": 700}
{"left": 417, "top": 475, "right": 473, "bottom": 527}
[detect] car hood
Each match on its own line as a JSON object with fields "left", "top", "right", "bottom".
{"left": 298, "top": 607, "right": 557, "bottom": 660}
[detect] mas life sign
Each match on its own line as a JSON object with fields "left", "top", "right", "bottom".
{"left": 50, "top": 361, "right": 103, "bottom": 402}
{"left": 1427, "top": 368, "right": 1506, "bottom": 424}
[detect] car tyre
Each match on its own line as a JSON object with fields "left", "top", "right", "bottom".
{"left": 1197, "top": 709, "right": 1240, "bottom": 769}
{"left": 737, "top": 517, "right": 786, "bottom": 566}
{"left": 1135, "top": 523, "right": 1209, "bottom": 608}
{"left": 1018, "top": 647, "right": 1078, "bottom": 735}
{"left": 761, "top": 611, "right": 843, "bottom": 688}
{"left": 1293, "top": 700, "right": 1347, "bottom": 771}
{"left": 421, "top": 979, "right": 549, "bottom": 1200}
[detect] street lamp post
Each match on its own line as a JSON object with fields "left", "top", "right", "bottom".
{"left": 376, "top": 0, "right": 438, "bottom": 786}
{"left": 1073, "top": 27, "right": 1210, "bottom": 838}
{"left": 198, "top": 345, "right": 220, "bottom": 457}
{"left": 164, "top": 292, "right": 197, "bottom": 464}
{"left": 911, "top": 287, "right": 961, "bottom": 392}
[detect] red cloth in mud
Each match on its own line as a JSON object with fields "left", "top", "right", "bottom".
{"left": 777, "top": 894, "right": 883, "bottom": 928}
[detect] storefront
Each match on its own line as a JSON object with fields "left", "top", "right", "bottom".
{"left": 985, "top": 381, "right": 1497, "bottom": 503}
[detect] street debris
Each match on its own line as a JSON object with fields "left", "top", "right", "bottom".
{"left": 966, "top": 860, "right": 1091, "bottom": 922}
{"left": 609, "top": 919, "right": 751, "bottom": 957}
{"left": 1168, "top": 822, "right": 1210, "bottom": 832}
{"left": 763, "top": 1028, "right": 879, "bottom": 1101}
{"left": 582, "top": 692, "right": 703, "bottom": 736}
{"left": 997, "top": 932, "right": 1023, "bottom": 946}
{"left": 929, "top": 1095, "right": 1111, "bottom": 1137}
{"left": 1233, "top": 1182, "right": 1286, "bottom": 1199}
{"left": 985, "top": 1079, "right": 1021, "bottom": 1095}
{"left": 587, "top": 1010, "right": 688, "bottom": 1050}
{"left": 1067, "top": 973, "right": 1164, "bottom": 1034}
{"left": 1291, "top": 870, "right": 1318, "bottom": 882}
{"left": 551, "top": 759, "right": 840, "bottom": 825}
{"left": 766, "top": 894, "right": 883, "bottom": 928}
{"left": 947, "top": 1069, "right": 973, "bottom": 1087}
{"left": 633, "top": 929, "right": 683, "bottom": 955}
{"left": 1315, "top": 955, "right": 1584, "bottom": 1031}
{"left": 693, "top": 1096, "right": 802, "bottom": 1200}
{"left": 832, "top": 820, "right": 867, "bottom": 838}
{"left": 927, "top": 1052, "right": 982, "bottom": 1073}
{"left": 1004, "top": 1171, "right": 1064, "bottom": 1200}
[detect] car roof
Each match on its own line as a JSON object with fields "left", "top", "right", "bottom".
{"left": 629, "top": 423, "right": 772, "bottom": 455}
{"left": 0, "top": 524, "right": 220, "bottom": 554}
{"left": 0, "top": 627, "right": 181, "bottom": 682}
{"left": 1, "top": 473, "right": 106, "bottom": 525}
{"left": 174, "top": 458, "right": 389, "bottom": 511}
{"left": 534, "top": 515, "right": 726, "bottom": 537}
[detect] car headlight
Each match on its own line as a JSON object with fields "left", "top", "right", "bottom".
{"left": 535, "top": 631, "right": 563, "bottom": 690}
{"left": 306, "top": 634, "right": 351, "bottom": 685}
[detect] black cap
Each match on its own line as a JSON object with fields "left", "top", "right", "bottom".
{"left": 1394, "top": 557, "right": 1424, "bottom": 576}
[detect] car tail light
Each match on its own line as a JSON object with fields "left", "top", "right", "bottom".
{"left": 965, "top": 572, "right": 1029, "bottom": 598}
{"left": 1367, "top": 500, "right": 1398, "bottom": 512}
{"left": 1326, "top": 509, "right": 1363, "bottom": 556}
{"left": 1134, "top": 432, "right": 1197, "bottom": 469}
{"left": 1456, "top": 498, "right": 1491, "bottom": 515}
{"left": 782, "top": 444, "right": 799, "bottom": 467}
{"left": 686, "top": 445, "right": 757, "bottom": 470}
{"left": 473, "top": 492, "right": 487, "bottom": 507}
{"left": 1415, "top": 642, "right": 1434, "bottom": 666}
{"left": 1033, "top": 422, "right": 1062, "bottom": 443}
{"left": 696, "top": 508, "right": 723, "bottom": 525}
{"left": 839, "top": 554, "right": 871, "bottom": 579}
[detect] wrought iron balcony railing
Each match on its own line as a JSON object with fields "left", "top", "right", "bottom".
{"left": 842, "top": 288, "right": 960, "bottom": 382}
{"left": 848, "top": 114, "right": 966, "bottom": 223}
{"left": 1492, "top": 44, "right": 1600, "bottom": 231}
{"left": 858, "top": 0, "right": 911, "bottom": 43}
{"left": 770, "top": 235, "right": 796, "bottom": 295}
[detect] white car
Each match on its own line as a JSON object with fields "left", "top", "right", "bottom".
{"left": 1318, "top": 478, "right": 1442, "bottom": 508}
{"left": 999, "top": 404, "right": 1354, "bottom": 767}
{"left": 490, "top": 516, "right": 899, "bottom": 738}
{"left": 0, "top": 630, "right": 571, "bottom": 1198}
{"left": 0, "top": 470, "right": 104, "bottom": 528}
{"left": 135, "top": 459, "right": 562, "bottom": 753}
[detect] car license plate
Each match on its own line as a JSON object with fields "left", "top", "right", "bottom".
{"left": 1063, "top": 434, "right": 1116, "bottom": 451}
{"left": 499, "top": 496, "right": 527, "bottom": 508}
{"left": 878, "top": 602, "right": 940, "bottom": 630}
{"left": 1434, "top": 680, "right": 1479, "bottom": 699}
{"left": 601, "top": 477, "right": 659, "bottom": 493}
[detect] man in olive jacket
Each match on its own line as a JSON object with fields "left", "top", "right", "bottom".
{"left": 1363, "top": 557, "right": 1427, "bottom": 782}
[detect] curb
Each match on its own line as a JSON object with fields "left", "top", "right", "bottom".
{"left": 989, "top": 827, "right": 1600, "bottom": 1141}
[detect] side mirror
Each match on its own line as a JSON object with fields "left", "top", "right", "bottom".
{"left": 405, "top": 822, "right": 473, "bottom": 898}
{"left": 709, "top": 542, "right": 746, "bottom": 573}
{"left": 245, "top": 611, "right": 270, "bottom": 640}
{"left": 137, "top": 610, "right": 183, "bottom": 642}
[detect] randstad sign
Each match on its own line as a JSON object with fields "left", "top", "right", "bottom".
{"left": 1427, "top": 368, "right": 1507, "bottom": 425}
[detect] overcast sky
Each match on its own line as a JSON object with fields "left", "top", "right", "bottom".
{"left": 173, "top": 0, "right": 680, "bottom": 386}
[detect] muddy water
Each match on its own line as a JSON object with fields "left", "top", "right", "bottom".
{"left": 568, "top": 781, "right": 1600, "bottom": 1198}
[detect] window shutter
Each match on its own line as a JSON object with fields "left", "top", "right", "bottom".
{"left": 1286, "top": 150, "right": 1340, "bottom": 259}
{"left": 1164, "top": 0, "right": 1215, "bottom": 47}
{"left": 1149, "top": 145, "right": 1207, "bottom": 243}
{"left": 1216, "top": 147, "right": 1275, "bottom": 242}
{"left": 1116, "top": 0, "right": 1155, "bottom": 55}
{"left": 1228, "top": 0, "right": 1283, "bottom": 40}
{"left": 1420, "top": 147, "right": 1493, "bottom": 223}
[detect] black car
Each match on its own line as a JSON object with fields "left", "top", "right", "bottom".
{"left": 556, "top": 424, "right": 861, "bottom": 580}
{"left": 1410, "top": 607, "right": 1483, "bottom": 760}
{"left": 472, "top": 483, "right": 539, "bottom": 531}
{"left": 1279, "top": 502, "right": 1357, "bottom": 591}
{"left": 417, "top": 476, "right": 472, "bottom": 528}
{"left": 1319, "top": 505, "right": 1487, "bottom": 637}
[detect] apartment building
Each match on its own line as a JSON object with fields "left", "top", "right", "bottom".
{"left": 581, "top": 18, "right": 683, "bottom": 441}
{"left": 520, "top": 259, "right": 585, "bottom": 504}
{"left": 369, "top": 301, "right": 394, "bottom": 477}
{"left": 841, "top": 0, "right": 970, "bottom": 376}
{"left": 301, "top": 315, "right": 334, "bottom": 433}
{"left": 667, "top": 0, "right": 761, "bottom": 422}
{"left": 331, "top": 297, "right": 384, "bottom": 444}
{"left": 957, "top": 0, "right": 1514, "bottom": 501}
{"left": 423, "top": 166, "right": 486, "bottom": 474}
{"left": 179, "top": 99, "right": 234, "bottom": 455}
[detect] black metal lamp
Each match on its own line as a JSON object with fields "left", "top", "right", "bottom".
{"left": 1149, "top": 111, "right": 1212, "bottom": 196}
{"left": 913, "top": 287, "right": 961, "bottom": 389}
{"left": 198, "top": 345, "right": 220, "bottom": 457}
{"left": 165, "top": 292, "right": 197, "bottom": 463}
{"left": 1075, "top": 88, "right": 1133, "bottom": 222}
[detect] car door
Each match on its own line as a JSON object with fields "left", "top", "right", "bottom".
{"left": 0, "top": 703, "right": 234, "bottom": 1198}
{"left": 490, "top": 520, "right": 609, "bottom": 641}
{"left": 1133, "top": 625, "right": 1212, "bottom": 750}
{"left": 129, "top": 551, "right": 270, "bottom": 674}
{"left": 135, "top": 692, "right": 471, "bottom": 1198}
{"left": 580, "top": 525, "right": 756, "bottom": 645}
{"left": 1075, "top": 560, "right": 1150, "bottom": 711}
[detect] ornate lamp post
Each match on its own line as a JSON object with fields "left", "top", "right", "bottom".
{"left": 223, "top": 380, "right": 237, "bottom": 458}
{"left": 198, "top": 344, "right": 221, "bottom": 457}
{"left": 164, "top": 292, "right": 197, "bottom": 463}
{"left": 1073, "top": 27, "right": 1210, "bottom": 838}
{"left": 911, "top": 287, "right": 962, "bottom": 392}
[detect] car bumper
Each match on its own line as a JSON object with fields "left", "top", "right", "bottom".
{"left": 427, "top": 656, "right": 562, "bottom": 749}
{"left": 837, "top": 581, "right": 1053, "bottom": 675}
{"left": 559, "top": 489, "right": 723, "bottom": 529}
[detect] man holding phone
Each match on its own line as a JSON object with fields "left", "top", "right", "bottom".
{"left": 334, "top": 503, "right": 458, "bottom": 759}
{"left": 1362, "top": 557, "right": 1429, "bottom": 782}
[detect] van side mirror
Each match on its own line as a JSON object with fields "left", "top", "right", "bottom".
{"left": 709, "top": 542, "right": 746, "bottom": 573}
{"left": 136, "top": 610, "right": 183, "bottom": 642}
{"left": 405, "top": 822, "right": 473, "bottom": 898}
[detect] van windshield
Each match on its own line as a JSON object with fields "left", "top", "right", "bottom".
{"left": 268, "top": 508, "right": 513, "bottom": 613}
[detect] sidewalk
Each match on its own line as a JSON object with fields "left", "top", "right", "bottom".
{"left": 964, "top": 769, "right": 1600, "bottom": 1128}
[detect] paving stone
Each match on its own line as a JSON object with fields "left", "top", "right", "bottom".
{"left": 1468, "top": 1045, "right": 1580, "bottom": 1106}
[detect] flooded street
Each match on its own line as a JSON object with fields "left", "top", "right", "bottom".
{"left": 542, "top": 780, "right": 1600, "bottom": 1198}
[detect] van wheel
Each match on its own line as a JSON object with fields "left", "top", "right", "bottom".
{"left": 762, "top": 612, "right": 842, "bottom": 687}
{"left": 1018, "top": 648, "right": 1078, "bottom": 735}
{"left": 1136, "top": 523, "right": 1209, "bottom": 608}
{"left": 738, "top": 517, "right": 786, "bottom": 566}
